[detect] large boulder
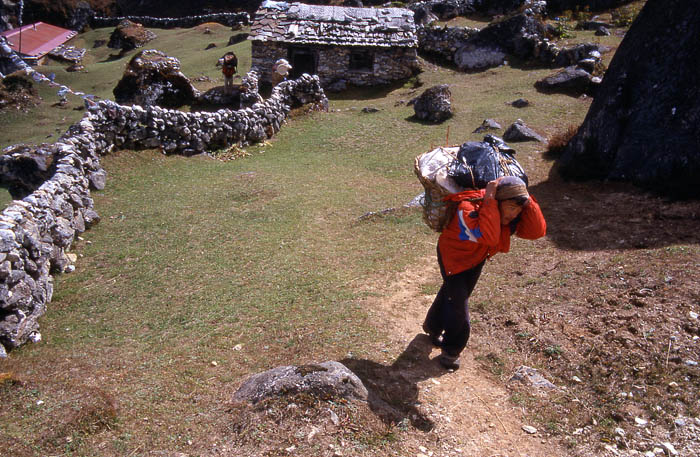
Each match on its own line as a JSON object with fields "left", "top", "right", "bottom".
{"left": 107, "top": 19, "right": 156, "bottom": 51}
{"left": 454, "top": 13, "right": 547, "bottom": 71}
{"left": 411, "top": 84, "right": 453, "bottom": 123}
{"left": 232, "top": 361, "right": 368, "bottom": 404}
{"left": 558, "top": 0, "right": 700, "bottom": 198}
{"left": 113, "top": 49, "right": 200, "bottom": 107}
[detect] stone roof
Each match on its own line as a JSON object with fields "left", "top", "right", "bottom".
{"left": 249, "top": 1, "right": 417, "bottom": 48}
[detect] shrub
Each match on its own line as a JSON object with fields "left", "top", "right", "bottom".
{"left": 546, "top": 124, "right": 579, "bottom": 158}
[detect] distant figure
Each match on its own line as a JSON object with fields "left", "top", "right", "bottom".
{"left": 272, "top": 58, "right": 292, "bottom": 86}
{"left": 220, "top": 52, "right": 238, "bottom": 94}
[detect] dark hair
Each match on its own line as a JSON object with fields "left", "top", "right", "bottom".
{"left": 507, "top": 195, "right": 529, "bottom": 206}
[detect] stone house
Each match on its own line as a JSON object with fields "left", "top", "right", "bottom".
{"left": 249, "top": 1, "right": 420, "bottom": 88}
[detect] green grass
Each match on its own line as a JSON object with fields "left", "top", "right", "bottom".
{"left": 0, "top": 19, "right": 628, "bottom": 456}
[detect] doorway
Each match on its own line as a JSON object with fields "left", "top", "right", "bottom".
{"left": 288, "top": 47, "right": 317, "bottom": 79}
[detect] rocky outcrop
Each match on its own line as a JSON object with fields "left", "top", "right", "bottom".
{"left": 113, "top": 50, "right": 199, "bottom": 108}
{"left": 558, "top": 0, "right": 700, "bottom": 198}
{"left": 232, "top": 361, "right": 368, "bottom": 404}
{"left": 107, "top": 19, "right": 157, "bottom": 50}
{"left": 411, "top": 84, "right": 452, "bottom": 123}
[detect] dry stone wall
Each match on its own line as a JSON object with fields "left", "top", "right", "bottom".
{"left": 0, "top": 72, "right": 328, "bottom": 356}
{"left": 92, "top": 12, "right": 250, "bottom": 29}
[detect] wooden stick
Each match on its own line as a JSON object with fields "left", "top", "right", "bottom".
{"left": 446, "top": 125, "right": 450, "bottom": 146}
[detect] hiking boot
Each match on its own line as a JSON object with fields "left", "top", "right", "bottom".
{"left": 438, "top": 351, "right": 460, "bottom": 370}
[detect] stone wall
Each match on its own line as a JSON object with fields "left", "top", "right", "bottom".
{"left": 0, "top": 72, "right": 327, "bottom": 356}
{"left": 251, "top": 41, "right": 420, "bottom": 88}
{"left": 417, "top": 25, "right": 480, "bottom": 62}
{"left": 92, "top": 12, "right": 250, "bottom": 29}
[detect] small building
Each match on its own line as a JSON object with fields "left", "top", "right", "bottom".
{"left": 249, "top": 1, "right": 420, "bottom": 88}
{"left": 0, "top": 22, "right": 77, "bottom": 66}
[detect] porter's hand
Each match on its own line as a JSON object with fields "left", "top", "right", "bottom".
{"left": 484, "top": 179, "right": 499, "bottom": 200}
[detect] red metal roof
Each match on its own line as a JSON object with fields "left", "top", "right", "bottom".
{"left": 0, "top": 22, "right": 77, "bottom": 59}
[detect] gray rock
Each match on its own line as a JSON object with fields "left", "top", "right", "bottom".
{"left": 510, "top": 98, "right": 529, "bottom": 108}
{"left": 595, "top": 26, "right": 611, "bottom": 36}
{"left": 509, "top": 365, "right": 557, "bottom": 390}
{"left": 412, "top": 84, "right": 452, "bottom": 123}
{"left": 473, "top": 118, "right": 502, "bottom": 133}
{"left": 534, "top": 66, "right": 593, "bottom": 95}
{"left": 503, "top": 119, "right": 545, "bottom": 142}
{"left": 455, "top": 44, "right": 506, "bottom": 71}
{"left": 87, "top": 169, "right": 106, "bottom": 190}
{"left": 232, "top": 361, "right": 368, "bottom": 404}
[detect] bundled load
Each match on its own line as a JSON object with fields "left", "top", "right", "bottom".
{"left": 414, "top": 135, "right": 528, "bottom": 232}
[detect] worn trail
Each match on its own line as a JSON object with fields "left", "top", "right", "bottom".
{"left": 362, "top": 256, "right": 565, "bottom": 457}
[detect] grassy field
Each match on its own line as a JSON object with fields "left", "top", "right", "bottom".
{"left": 6, "top": 4, "right": 696, "bottom": 456}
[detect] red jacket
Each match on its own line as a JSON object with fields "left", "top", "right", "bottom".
{"left": 438, "top": 189, "right": 546, "bottom": 276}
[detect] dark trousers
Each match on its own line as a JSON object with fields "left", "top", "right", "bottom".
{"left": 423, "top": 246, "right": 485, "bottom": 357}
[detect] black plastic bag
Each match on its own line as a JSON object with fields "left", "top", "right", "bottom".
{"left": 447, "top": 135, "right": 528, "bottom": 189}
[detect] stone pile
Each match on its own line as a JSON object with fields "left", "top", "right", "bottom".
{"left": 48, "top": 45, "right": 86, "bottom": 63}
{"left": 93, "top": 12, "right": 250, "bottom": 30}
{"left": 0, "top": 72, "right": 328, "bottom": 355}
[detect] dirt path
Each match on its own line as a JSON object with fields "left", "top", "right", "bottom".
{"left": 361, "top": 255, "right": 567, "bottom": 457}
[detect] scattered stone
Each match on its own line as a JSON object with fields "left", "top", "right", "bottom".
{"left": 93, "top": 39, "right": 107, "bottom": 48}
{"left": 228, "top": 33, "right": 249, "bottom": 46}
{"left": 66, "top": 63, "right": 86, "bottom": 73}
{"left": 572, "top": 375, "right": 583, "bottom": 383}
{"left": 508, "top": 366, "right": 557, "bottom": 390}
{"left": 232, "top": 361, "right": 368, "bottom": 404}
{"left": 522, "top": 425, "right": 537, "bottom": 434}
{"left": 534, "top": 66, "right": 595, "bottom": 96}
{"left": 510, "top": 98, "right": 529, "bottom": 108}
{"left": 596, "top": 26, "right": 611, "bottom": 36}
{"left": 576, "top": 20, "right": 613, "bottom": 31}
{"left": 503, "top": 119, "right": 545, "bottom": 142}
{"left": 412, "top": 84, "right": 452, "bottom": 123}
{"left": 0, "top": 344, "right": 6, "bottom": 358}
{"left": 205, "top": 43, "right": 217, "bottom": 50}
{"left": 635, "top": 417, "right": 648, "bottom": 426}
{"left": 361, "top": 107, "right": 379, "bottom": 113}
{"left": 661, "top": 442, "right": 678, "bottom": 455}
{"left": 473, "top": 118, "right": 501, "bottom": 133}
